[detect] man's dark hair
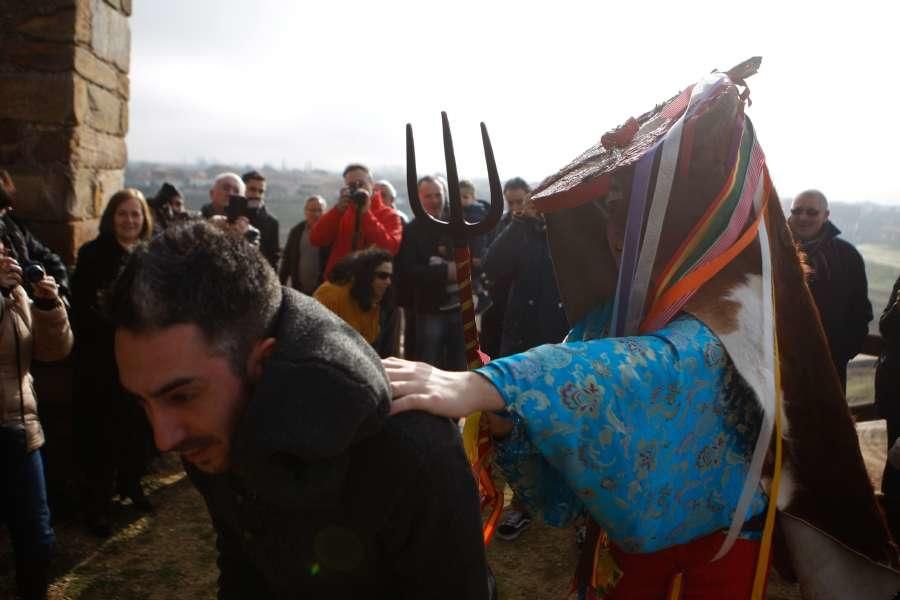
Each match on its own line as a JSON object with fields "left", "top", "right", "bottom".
{"left": 503, "top": 177, "right": 531, "bottom": 194}
{"left": 328, "top": 247, "right": 393, "bottom": 311}
{"left": 109, "top": 221, "right": 282, "bottom": 376}
{"left": 342, "top": 163, "right": 372, "bottom": 179}
{"left": 242, "top": 170, "right": 266, "bottom": 183}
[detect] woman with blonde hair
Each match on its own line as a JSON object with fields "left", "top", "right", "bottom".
{"left": 71, "top": 189, "right": 155, "bottom": 536}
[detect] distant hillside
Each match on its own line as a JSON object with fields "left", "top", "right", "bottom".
{"left": 127, "top": 161, "right": 899, "bottom": 331}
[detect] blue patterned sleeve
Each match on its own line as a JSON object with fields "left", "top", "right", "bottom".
{"left": 489, "top": 410, "right": 585, "bottom": 527}
{"left": 475, "top": 316, "right": 766, "bottom": 553}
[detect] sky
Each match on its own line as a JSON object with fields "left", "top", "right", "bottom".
{"left": 127, "top": 1, "right": 900, "bottom": 205}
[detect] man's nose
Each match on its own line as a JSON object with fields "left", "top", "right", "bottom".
{"left": 147, "top": 408, "right": 187, "bottom": 453}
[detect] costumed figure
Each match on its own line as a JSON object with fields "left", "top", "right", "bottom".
{"left": 386, "top": 58, "right": 900, "bottom": 599}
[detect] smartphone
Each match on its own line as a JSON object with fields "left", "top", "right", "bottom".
{"left": 226, "top": 195, "right": 249, "bottom": 223}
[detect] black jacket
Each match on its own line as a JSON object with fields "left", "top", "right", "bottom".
{"left": 482, "top": 216, "right": 568, "bottom": 357}
{"left": 395, "top": 217, "right": 455, "bottom": 314}
{"left": 1, "top": 214, "right": 70, "bottom": 297}
{"left": 279, "top": 220, "right": 329, "bottom": 294}
{"left": 801, "top": 221, "right": 872, "bottom": 385}
{"left": 201, "top": 203, "right": 281, "bottom": 269}
{"left": 187, "top": 289, "right": 488, "bottom": 600}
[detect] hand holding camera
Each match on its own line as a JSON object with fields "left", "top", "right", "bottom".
{"left": 338, "top": 183, "right": 371, "bottom": 213}
{"left": 0, "top": 255, "right": 22, "bottom": 289}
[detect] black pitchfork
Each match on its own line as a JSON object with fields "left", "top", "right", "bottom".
{"left": 406, "top": 112, "right": 504, "bottom": 370}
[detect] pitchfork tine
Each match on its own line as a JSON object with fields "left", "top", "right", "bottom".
{"left": 405, "top": 113, "right": 504, "bottom": 238}
{"left": 442, "top": 112, "right": 464, "bottom": 239}
{"left": 406, "top": 123, "right": 431, "bottom": 224}
{"left": 477, "top": 122, "right": 504, "bottom": 237}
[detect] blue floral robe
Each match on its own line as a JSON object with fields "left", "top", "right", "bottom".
{"left": 476, "top": 303, "right": 767, "bottom": 553}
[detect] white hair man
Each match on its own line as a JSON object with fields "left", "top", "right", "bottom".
{"left": 201, "top": 173, "right": 246, "bottom": 218}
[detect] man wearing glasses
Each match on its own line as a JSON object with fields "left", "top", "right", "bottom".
{"left": 788, "top": 189, "right": 872, "bottom": 391}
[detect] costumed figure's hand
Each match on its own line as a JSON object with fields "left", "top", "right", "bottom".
{"left": 382, "top": 357, "right": 504, "bottom": 417}
{"left": 0, "top": 256, "right": 23, "bottom": 289}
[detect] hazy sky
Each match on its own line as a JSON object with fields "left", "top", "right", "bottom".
{"left": 127, "top": 1, "right": 900, "bottom": 205}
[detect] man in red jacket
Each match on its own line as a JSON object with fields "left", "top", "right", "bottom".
{"left": 310, "top": 164, "right": 403, "bottom": 278}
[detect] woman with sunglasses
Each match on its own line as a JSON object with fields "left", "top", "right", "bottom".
{"left": 314, "top": 247, "right": 393, "bottom": 345}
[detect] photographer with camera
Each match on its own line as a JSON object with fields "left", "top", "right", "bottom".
{"left": 0, "top": 170, "right": 70, "bottom": 303}
{"left": 309, "top": 164, "right": 402, "bottom": 279}
{"left": 200, "top": 172, "right": 263, "bottom": 250}
{"left": 0, "top": 231, "right": 72, "bottom": 600}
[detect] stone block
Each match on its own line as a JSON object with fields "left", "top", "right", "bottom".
{"left": 0, "top": 72, "right": 77, "bottom": 124}
{"left": 74, "top": 46, "right": 118, "bottom": 90}
{"left": 83, "top": 81, "right": 123, "bottom": 134}
{"left": 120, "top": 0, "right": 132, "bottom": 16}
{"left": 119, "top": 97, "right": 129, "bottom": 135}
{"left": 14, "top": 3, "right": 91, "bottom": 44}
{"left": 90, "top": 0, "right": 130, "bottom": 72}
{"left": 0, "top": 121, "right": 73, "bottom": 165}
{"left": 6, "top": 166, "right": 120, "bottom": 222}
{"left": 25, "top": 218, "right": 100, "bottom": 265}
{"left": 9, "top": 166, "right": 81, "bottom": 221}
{"left": 0, "top": 38, "right": 75, "bottom": 72}
{"left": 72, "top": 126, "right": 126, "bottom": 169}
{"left": 116, "top": 71, "right": 129, "bottom": 99}
{"left": 16, "top": 7, "right": 77, "bottom": 42}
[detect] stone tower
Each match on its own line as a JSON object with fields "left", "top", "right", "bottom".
{"left": 0, "top": 0, "right": 132, "bottom": 264}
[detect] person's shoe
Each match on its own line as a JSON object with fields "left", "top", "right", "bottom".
{"left": 496, "top": 508, "right": 531, "bottom": 541}
{"left": 120, "top": 482, "right": 153, "bottom": 512}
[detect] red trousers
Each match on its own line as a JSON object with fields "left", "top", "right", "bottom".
{"left": 606, "top": 532, "right": 765, "bottom": 599}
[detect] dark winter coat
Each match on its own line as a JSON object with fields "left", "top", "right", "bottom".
{"left": 187, "top": 289, "right": 489, "bottom": 600}
{"left": 0, "top": 214, "right": 70, "bottom": 298}
{"left": 395, "top": 217, "right": 455, "bottom": 315}
{"left": 278, "top": 220, "right": 329, "bottom": 293}
{"left": 482, "top": 215, "right": 569, "bottom": 357}
{"left": 876, "top": 275, "right": 900, "bottom": 495}
{"left": 70, "top": 235, "right": 153, "bottom": 480}
{"left": 800, "top": 221, "right": 873, "bottom": 387}
{"left": 249, "top": 205, "right": 280, "bottom": 269}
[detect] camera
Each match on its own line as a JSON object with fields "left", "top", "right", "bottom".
{"left": 23, "top": 263, "right": 45, "bottom": 284}
{"left": 226, "top": 195, "right": 250, "bottom": 223}
{"left": 347, "top": 182, "right": 369, "bottom": 207}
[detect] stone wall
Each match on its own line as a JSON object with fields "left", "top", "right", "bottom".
{"left": 0, "top": 0, "right": 131, "bottom": 264}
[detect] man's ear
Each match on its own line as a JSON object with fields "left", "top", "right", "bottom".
{"left": 246, "top": 337, "right": 276, "bottom": 383}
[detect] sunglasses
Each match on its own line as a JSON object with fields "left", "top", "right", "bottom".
{"left": 790, "top": 207, "right": 820, "bottom": 217}
{"left": 374, "top": 271, "right": 392, "bottom": 281}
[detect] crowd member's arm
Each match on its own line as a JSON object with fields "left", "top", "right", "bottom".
{"left": 482, "top": 217, "right": 527, "bottom": 292}
{"left": 361, "top": 203, "right": 402, "bottom": 255}
{"left": 260, "top": 216, "right": 280, "bottom": 269}
{"left": 880, "top": 275, "right": 900, "bottom": 345}
{"left": 30, "top": 276, "right": 73, "bottom": 361}
{"left": 69, "top": 243, "right": 105, "bottom": 341}
{"left": 844, "top": 246, "right": 874, "bottom": 362}
{"left": 395, "top": 230, "right": 449, "bottom": 290}
{"left": 278, "top": 225, "right": 302, "bottom": 286}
